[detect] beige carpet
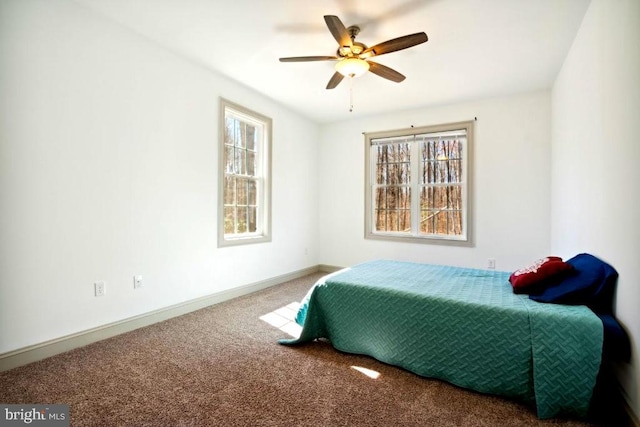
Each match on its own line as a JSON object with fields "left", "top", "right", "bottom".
{"left": 0, "top": 273, "right": 612, "bottom": 426}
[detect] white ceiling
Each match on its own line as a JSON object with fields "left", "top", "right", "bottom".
{"left": 73, "top": 0, "right": 591, "bottom": 123}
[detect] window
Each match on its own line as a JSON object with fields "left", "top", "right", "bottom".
{"left": 218, "top": 98, "right": 271, "bottom": 247}
{"left": 364, "top": 121, "right": 473, "bottom": 245}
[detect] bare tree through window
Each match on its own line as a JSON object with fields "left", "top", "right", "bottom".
{"left": 365, "top": 122, "right": 472, "bottom": 244}
{"left": 219, "top": 98, "right": 272, "bottom": 247}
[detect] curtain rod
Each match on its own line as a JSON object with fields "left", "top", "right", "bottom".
{"left": 362, "top": 117, "right": 477, "bottom": 135}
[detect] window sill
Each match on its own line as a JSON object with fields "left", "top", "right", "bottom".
{"left": 218, "top": 234, "right": 271, "bottom": 248}
{"left": 365, "top": 232, "right": 473, "bottom": 247}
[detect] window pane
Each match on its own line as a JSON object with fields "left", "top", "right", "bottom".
{"left": 436, "top": 140, "right": 448, "bottom": 161}
{"left": 375, "top": 209, "right": 387, "bottom": 231}
{"left": 246, "top": 125, "right": 256, "bottom": 151}
{"left": 394, "top": 162, "right": 410, "bottom": 185}
{"left": 247, "top": 151, "right": 256, "bottom": 176}
{"left": 423, "top": 160, "right": 435, "bottom": 184}
{"left": 388, "top": 162, "right": 398, "bottom": 185}
{"left": 394, "top": 143, "right": 410, "bottom": 162}
{"left": 448, "top": 159, "right": 462, "bottom": 182}
{"left": 448, "top": 211, "right": 462, "bottom": 235}
{"left": 387, "top": 186, "right": 398, "bottom": 209}
{"left": 248, "top": 207, "right": 257, "bottom": 232}
{"left": 433, "top": 186, "right": 448, "bottom": 209}
{"left": 423, "top": 140, "right": 434, "bottom": 160}
{"left": 224, "top": 207, "right": 235, "bottom": 234}
{"left": 224, "top": 176, "right": 235, "bottom": 205}
{"left": 375, "top": 187, "right": 386, "bottom": 210}
{"left": 248, "top": 180, "right": 257, "bottom": 206}
{"left": 384, "top": 145, "right": 394, "bottom": 162}
{"left": 450, "top": 185, "right": 462, "bottom": 209}
{"left": 420, "top": 212, "right": 427, "bottom": 233}
{"left": 403, "top": 162, "right": 411, "bottom": 183}
{"left": 236, "top": 149, "right": 246, "bottom": 175}
{"left": 237, "top": 178, "right": 247, "bottom": 205}
{"left": 237, "top": 123, "right": 246, "bottom": 148}
{"left": 237, "top": 207, "right": 247, "bottom": 233}
{"left": 435, "top": 161, "right": 448, "bottom": 183}
{"left": 447, "top": 139, "right": 463, "bottom": 160}
{"left": 376, "top": 162, "right": 387, "bottom": 185}
{"left": 420, "top": 186, "right": 433, "bottom": 209}
{"left": 421, "top": 210, "right": 434, "bottom": 234}
{"left": 434, "top": 211, "right": 448, "bottom": 235}
{"left": 399, "top": 209, "right": 411, "bottom": 232}
{"left": 225, "top": 117, "right": 235, "bottom": 145}
{"left": 420, "top": 209, "right": 448, "bottom": 235}
{"left": 388, "top": 210, "right": 398, "bottom": 231}
{"left": 225, "top": 146, "right": 235, "bottom": 174}
{"left": 400, "top": 186, "right": 411, "bottom": 210}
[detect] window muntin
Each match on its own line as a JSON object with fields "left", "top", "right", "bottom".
{"left": 418, "top": 132, "right": 465, "bottom": 236}
{"left": 365, "top": 122, "right": 472, "bottom": 245}
{"left": 373, "top": 137, "right": 412, "bottom": 233}
{"left": 219, "top": 99, "right": 271, "bottom": 246}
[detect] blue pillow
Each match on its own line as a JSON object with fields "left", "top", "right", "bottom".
{"left": 598, "top": 314, "right": 631, "bottom": 362}
{"left": 530, "top": 253, "right": 618, "bottom": 313}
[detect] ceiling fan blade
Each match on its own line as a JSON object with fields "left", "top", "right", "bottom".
{"left": 360, "top": 32, "right": 428, "bottom": 58}
{"left": 326, "top": 71, "right": 345, "bottom": 89}
{"left": 367, "top": 61, "right": 406, "bottom": 83}
{"left": 324, "top": 15, "right": 352, "bottom": 48}
{"left": 279, "top": 56, "right": 338, "bottom": 62}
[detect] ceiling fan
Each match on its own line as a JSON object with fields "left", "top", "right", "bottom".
{"left": 279, "top": 15, "right": 428, "bottom": 89}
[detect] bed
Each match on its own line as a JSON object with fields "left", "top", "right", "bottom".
{"left": 279, "top": 259, "right": 606, "bottom": 419}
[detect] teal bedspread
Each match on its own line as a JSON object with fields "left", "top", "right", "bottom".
{"left": 280, "top": 260, "right": 603, "bottom": 419}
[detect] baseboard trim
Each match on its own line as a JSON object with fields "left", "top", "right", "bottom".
{"left": 317, "top": 264, "right": 344, "bottom": 273}
{"left": 621, "top": 386, "right": 640, "bottom": 427}
{"left": 626, "top": 406, "right": 640, "bottom": 427}
{"left": 0, "top": 265, "right": 321, "bottom": 372}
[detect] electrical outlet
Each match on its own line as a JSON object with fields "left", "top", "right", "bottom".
{"left": 133, "top": 275, "right": 143, "bottom": 289}
{"left": 94, "top": 281, "right": 106, "bottom": 297}
{"left": 488, "top": 258, "right": 496, "bottom": 269}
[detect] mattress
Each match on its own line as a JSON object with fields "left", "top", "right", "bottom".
{"left": 280, "top": 260, "right": 603, "bottom": 419}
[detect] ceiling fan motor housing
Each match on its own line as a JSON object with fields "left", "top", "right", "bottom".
{"left": 338, "top": 41, "right": 366, "bottom": 57}
{"left": 337, "top": 26, "right": 366, "bottom": 57}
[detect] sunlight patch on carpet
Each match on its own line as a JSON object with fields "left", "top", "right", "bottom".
{"left": 351, "top": 366, "right": 381, "bottom": 379}
{"left": 260, "top": 302, "right": 302, "bottom": 338}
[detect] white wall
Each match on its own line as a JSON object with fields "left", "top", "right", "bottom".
{"left": 551, "top": 0, "right": 640, "bottom": 419}
{"left": 318, "top": 91, "right": 552, "bottom": 272}
{"left": 0, "top": 0, "right": 319, "bottom": 354}
{"left": 3, "top": 0, "right": 637, "bottom": 419}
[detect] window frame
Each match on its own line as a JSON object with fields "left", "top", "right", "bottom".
{"left": 364, "top": 120, "right": 473, "bottom": 246}
{"left": 218, "top": 98, "right": 272, "bottom": 247}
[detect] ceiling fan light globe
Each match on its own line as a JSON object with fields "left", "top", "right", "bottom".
{"left": 335, "top": 58, "right": 369, "bottom": 77}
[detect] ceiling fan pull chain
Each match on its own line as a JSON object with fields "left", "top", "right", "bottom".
{"left": 349, "top": 77, "right": 354, "bottom": 112}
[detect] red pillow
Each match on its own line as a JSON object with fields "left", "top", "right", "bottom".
{"left": 509, "top": 257, "right": 573, "bottom": 294}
